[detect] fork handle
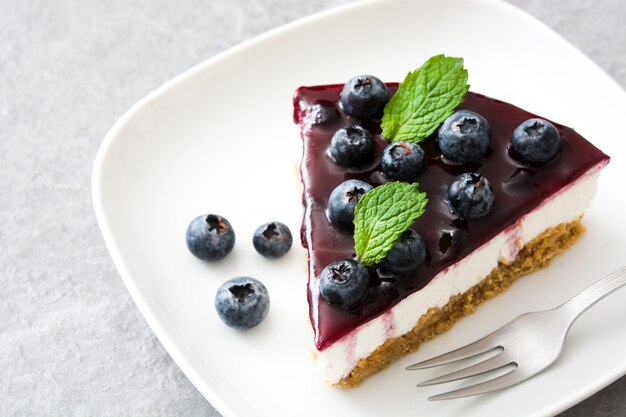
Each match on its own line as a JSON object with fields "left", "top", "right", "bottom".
{"left": 560, "top": 266, "right": 626, "bottom": 324}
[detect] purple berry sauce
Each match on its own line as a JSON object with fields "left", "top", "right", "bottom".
{"left": 294, "top": 84, "right": 609, "bottom": 350}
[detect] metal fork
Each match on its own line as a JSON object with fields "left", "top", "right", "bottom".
{"left": 406, "top": 265, "right": 626, "bottom": 401}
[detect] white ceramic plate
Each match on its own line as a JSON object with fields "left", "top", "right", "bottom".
{"left": 92, "top": 0, "right": 626, "bottom": 415}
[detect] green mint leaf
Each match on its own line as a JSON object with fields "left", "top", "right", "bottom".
{"left": 381, "top": 54, "right": 469, "bottom": 143}
{"left": 354, "top": 182, "right": 428, "bottom": 266}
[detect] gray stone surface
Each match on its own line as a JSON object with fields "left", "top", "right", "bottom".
{"left": 0, "top": 0, "right": 624, "bottom": 415}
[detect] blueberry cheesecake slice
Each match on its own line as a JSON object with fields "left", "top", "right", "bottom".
{"left": 293, "top": 55, "right": 610, "bottom": 387}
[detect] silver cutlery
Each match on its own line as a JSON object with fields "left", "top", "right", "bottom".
{"left": 406, "top": 265, "right": 626, "bottom": 401}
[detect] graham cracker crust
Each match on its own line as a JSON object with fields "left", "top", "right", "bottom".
{"left": 334, "top": 219, "right": 585, "bottom": 388}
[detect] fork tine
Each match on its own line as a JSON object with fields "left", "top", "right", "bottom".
{"left": 406, "top": 337, "right": 501, "bottom": 370}
{"left": 428, "top": 367, "right": 526, "bottom": 401}
{"left": 416, "top": 352, "right": 514, "bottom": 386}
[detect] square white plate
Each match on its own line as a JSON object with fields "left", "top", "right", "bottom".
{"left": 92, "top": 0, "right": 626, "bottom": 416}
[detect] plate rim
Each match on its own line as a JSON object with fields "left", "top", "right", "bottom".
{"left": 91, "top": 0, "right": 626, "bottom": 416}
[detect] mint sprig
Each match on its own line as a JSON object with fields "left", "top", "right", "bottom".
{"left": 381, "top": 55, "right": 469, "bottom": 143}
{"left": 353, "top": 182, "right": 428, "bottom": 267}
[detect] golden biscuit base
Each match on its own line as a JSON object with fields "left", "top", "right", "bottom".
{"left": 333, "top": 219, "right": 585, "bottom": 388}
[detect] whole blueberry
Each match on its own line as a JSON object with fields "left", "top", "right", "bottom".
{"left": 252, "top": 221, "right": 293, "bottom": 258}
{"left": 340, "top": 75, "right": 389, "bottom": 120}
{"left": 215, "top": 276, "right": 270, "bottom": 329}
{"left": 327, "top": 179, "right": 373, "bottom": 231}
{"left": 319, "top": 259, "right": 370, "bottom": 309}
{"left": 381, "top": 141, "right": 427, "bottom": 181}
{"left": 510, "top": 118, "right": 561, "bottom": 164}
{"left": 446, "top": 173, "right": 495, "bottom": 220}
{"left": 186, "top": 214, "right": 235, "bottom": 261}
{"left": 438, "top": 110, "right": 491, "bottom": 162}
{"left": 329, "top": 125, "right": 376, "bottom": 168}
{"left": 379, "top": 229, "right": 427, "bottom": 276}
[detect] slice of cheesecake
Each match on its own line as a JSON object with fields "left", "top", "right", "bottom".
{"left": 294, "top": 78, "right": 609, "bottom": 387}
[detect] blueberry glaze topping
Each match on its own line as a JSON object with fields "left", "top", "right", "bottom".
{"left": 295, "top": 84, "right": 609, "bottom": 349}
{"left": 303, "top": 103, "right": 339, "bottom": 129}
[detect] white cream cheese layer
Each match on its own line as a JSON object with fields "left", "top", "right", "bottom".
{"left": 316, "top": 163, "right": 606, "bottom": 385}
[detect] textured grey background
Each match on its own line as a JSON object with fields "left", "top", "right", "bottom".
{"left": 1, "top": 0, "right": 624, "bottom": 415}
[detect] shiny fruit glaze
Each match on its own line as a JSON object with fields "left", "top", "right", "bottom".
{"left": 294, "top": 84, "right": 609, "bottom": 350}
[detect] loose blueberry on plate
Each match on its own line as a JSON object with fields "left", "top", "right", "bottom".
{"left": 340, "top": 75, "right": 389, "bottom": 120}
{"left": 379, "top": 229, "right": 427, "bottom": 276}
{"left": 329, "top": 125, "right": 376, "bottom": 168}
{"left": 186, "top": 214, "right": 235, "bottom": 261}
{"left": 510, "top": 118, "right": 561, "bottom": 164}
{"left": 319, "top": 259, "right": 369, "bottom": 309}
{"left": 327, "top": 179, "right": 373, "bottom": 231}
{"left": 446, "top": 173, "right": 495, "bottom": 220}
{"left": 381, "top": 141, "right": 427, "bottom": 181}
{"left": 252, "top": 221, "right": 293, "bottom": 258}
{"left": 438, "top": 110, "right": 491, "bottom": 162}
{"left": 215, "top": 276, "right": 270, "bottom": 329}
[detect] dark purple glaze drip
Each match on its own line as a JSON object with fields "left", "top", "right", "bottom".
{"left": 294, "top": 84, "right": 610, "bottom": 350}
